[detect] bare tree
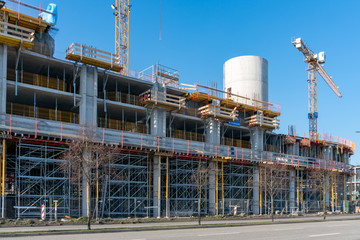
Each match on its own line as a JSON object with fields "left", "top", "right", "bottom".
{"left": 191, "top": 162, "right": 209, "bottom": 225}
{"left": 309, "top": 169, "right": 335, "bottom": 220}
{"left": 260, "top": 163, "right": 287, "bottom": 222}
{"left": 61, "top": 130, "right": 116, "bottom": 230}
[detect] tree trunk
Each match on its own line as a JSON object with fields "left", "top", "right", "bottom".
{"left": 198, "top": 185, "right": 201, "bottom": 225}
{"left": 323, "top": 179, "right": 327, "bottom": 220}
{"left": 87, "top": 181, "right": 91, "bottom": 230}
{"left": 271, "top": 195, "right": 274, "bottom": 222}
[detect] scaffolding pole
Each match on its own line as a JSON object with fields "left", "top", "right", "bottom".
{"left": 1, "top": 139, "right": 5, "bottom": 218}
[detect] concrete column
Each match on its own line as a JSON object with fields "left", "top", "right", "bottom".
{"left": 287, "top": 142, "right": 299, "bottom": 156}
{"left": 329, "top": 147, "right": 333, "bottom": 161}
{"left": 250, "top": 127, "right": 264, "bottom": 154}
{"left": 205, "top": 119, "right": 221, "bottom": 146}
{"left": 79, "top": 65, "right": 98, "bottom": 127}
{"left": 79, "top": 66, "right": 97, "bottom": 216}
{"left": 289, "top": 170, "right": 296, "bottom": 213}
{"left": 253, "top": 168, "right": 260, "bottom": 215}
{"left": 153, "top": 156, "right": 161, "bottom": 218}
{"left": 322, "top": 146, "right": 330, "bottom": 160}
{"left": 208, "top": 161, "right": 216, "bottom": 216}
{"left": 0, "top": 44, "right": 7, "bottom": 114}
{"left": 325, "top": 175, "right": 330, "bottom": 207}
{"left": 344, "top": 153, "right": 349, "bottom": 169}
{"left": 149, "top": 83, "right": 166, "bottom": 218}
{"left": 81, "top": 174, "right": 88, "bottom": 217}
{"left": 150, "top": 83, "right": 166, "bottom": 137}
{"left": 205, "top": 100, "right": 221, "bottom": 216}
{"left": 250, "top": 126, "right": 264, "bottom": 215}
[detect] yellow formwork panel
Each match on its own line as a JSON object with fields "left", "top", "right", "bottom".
{"left": 186, "top": 92, "right": 221, "bottom": 103}
{"left": 186, "top": 92, "right": 280, "bottom": 118}
{"left": 66, "top": 53, "right": 122, "bottom": 72}
{"left": 221, "top": 98, "right": 280, "bottom": 118}
{"left": 1, "top": 8, "right": 51, "bottom": 33}
{"left": 0, "top": 33, "right": 33, "bottom": 48}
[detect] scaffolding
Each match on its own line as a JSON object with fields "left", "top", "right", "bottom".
{"left": 138, "top": 64, "right": 179, "bottom": 87}
{"left": 258, "top": 166, "right": 290, "bottom": 215}
{"left": 11, "top": 142, "right": 77, "bottom": 218}
{"left": 168, "top": 157, "right": 207, "bottom": 217}
{"left": 104, "top": 152, "right": 149, "bottom": 218}
{"left": 222, "top": 162, "right": 253, "bottom": 215}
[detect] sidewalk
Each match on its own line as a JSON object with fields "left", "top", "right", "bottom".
{"left": 0, "top": 214, "right": 359, "bottom": 234}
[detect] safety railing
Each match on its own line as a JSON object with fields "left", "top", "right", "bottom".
{"left": 6, "top": 102, "right": 79, "bottom": 124}
{"left": 312, "top": 133, "right": 355, "bottom": 152}
{"left": 198, "top": 104, "right": 238, "bottom": 121}
{"left": 98, "top": 91, "right": 142, "bottom": 106}
{"left": 183, "top": 83, "right": 281, "bottom": 115}
{"left": 244, "top": 114, "right": 280, "bottom": 129}
{"left": 294, "top": 132, "right": 355, "bottom": 152}
{"left": 7, "top": 68, "right": 75, "bottom": 93}
{"left": 0, "top": 20, "right": 34, "bottom": 48}
{"left": 65, "top": 43, "right": 121, "bottom": 72}
{"left": 0, "top": 113, "right": 349, "bottom": 173}
{"left": 140, "top": 90, "right": 186, "bottom": 110}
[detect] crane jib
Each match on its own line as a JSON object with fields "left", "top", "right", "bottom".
{"left": 316, "top": 62, "right": 342, "bottom": 98}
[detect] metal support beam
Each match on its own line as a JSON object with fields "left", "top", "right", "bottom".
{"left": 0, "top": 44, "right": 7, "bottom": 114}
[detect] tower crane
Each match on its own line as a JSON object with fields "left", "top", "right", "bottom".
{"left": 112, "top": 0, "right": 130, "bottom": 76}
{"left": 292, "top": 38, "right": 342, "bottom": 140}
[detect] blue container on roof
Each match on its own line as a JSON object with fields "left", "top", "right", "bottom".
{"left": 40, "top": 4, "right": 58, "bottom": 26}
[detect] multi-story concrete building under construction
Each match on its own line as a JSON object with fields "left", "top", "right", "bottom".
{"left": 0, "top": 2, "right": 355, "bottom": 219}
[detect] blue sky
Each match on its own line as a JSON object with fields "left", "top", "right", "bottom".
{"left": 15, "top": 0, "right": 360, "bottom": 164}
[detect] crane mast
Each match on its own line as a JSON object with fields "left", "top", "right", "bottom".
{"left": 308, "top": 62, "right": 317, "bottom": 138}
{"left": 115, "top": 0, "right": 130, "bottom": 76}
{"left": 292, "top": 38, "right": 342, "bottom": 140}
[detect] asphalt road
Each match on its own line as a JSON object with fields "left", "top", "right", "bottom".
{"left": 8, "top": 219, "right": 360, "bottom": 240}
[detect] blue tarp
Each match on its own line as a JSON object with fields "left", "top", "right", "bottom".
{"left": 40, "top": 3, "right": 57, "bottom": 26}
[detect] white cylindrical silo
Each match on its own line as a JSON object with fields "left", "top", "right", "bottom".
{"left": 223, "top": 56, "right": 268, "bottom": 104}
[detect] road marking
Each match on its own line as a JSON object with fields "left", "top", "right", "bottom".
{"left": 273, "top": 227, "right": 304, "bottom": 231}
{"left": 309, "top": 233, "right": 340, "bottom": 237}
{"left": 326, "top": 224, "right": 347, "bottom": 227}
{"left": 198, "top": 232, "right": 240, "bottom": 237}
